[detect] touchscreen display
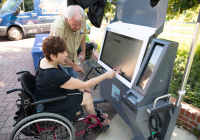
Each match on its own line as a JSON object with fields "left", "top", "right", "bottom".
{"left": 137, "top": 45, "right": 163, "bottom": 89}
{"left": 100, "top": 31, "right": 143, "bottom": 82}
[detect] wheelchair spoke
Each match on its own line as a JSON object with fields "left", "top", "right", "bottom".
{"left": 17, "top": 125, "right": 41, "bottom": 139}
{"left": 15, "top": 120, "right": 71, "bottom": 140}
{"left": 11, "top": 114, "right": 73, "bottom": 140}
{"left": 45, "top": 120, "right": 58, "bottom": 137}
{"left": 55, "top": 125, "right": 71, "bottom": 139}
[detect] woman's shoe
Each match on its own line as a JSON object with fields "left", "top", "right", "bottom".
{"left": 96, "top": 110, "right": 108, "bottom": 119}
{"left": 100, "top": 118, "right": 110, "bottom": 126}
{"left": 100, "top": 113, "right": 108, "bottom": 119}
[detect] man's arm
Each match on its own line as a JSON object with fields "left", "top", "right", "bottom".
{"left": 78, "top": 36, "right": 86, "bottom": 62}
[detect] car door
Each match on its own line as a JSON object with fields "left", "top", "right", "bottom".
{"left": 17, "top": 0, "right": 39, "bottom": 34}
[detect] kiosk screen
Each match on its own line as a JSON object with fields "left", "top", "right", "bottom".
{"left": 100, "top": 31, "right": 143, "bottom": 82}
{"left": 137, "top": 45, "right": 163, "bottom": 89}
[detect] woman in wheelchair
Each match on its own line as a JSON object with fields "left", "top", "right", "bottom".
{"left": 34, "top": 36, "right": 117, "bottom": 127}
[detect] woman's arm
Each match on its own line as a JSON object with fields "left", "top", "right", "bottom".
{"left": 60, "top": 70, "right": 116, "bottom": 90}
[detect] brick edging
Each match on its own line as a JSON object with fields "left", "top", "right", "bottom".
{"left": 170, "top": 97, "right": 200, "bottom": 131}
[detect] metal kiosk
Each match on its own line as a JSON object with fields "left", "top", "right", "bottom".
{"left": 95, "top": 0, "right": 182, "bottom": 140}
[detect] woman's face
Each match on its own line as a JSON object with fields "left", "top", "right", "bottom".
{"left": 55, "top": 51, "right": 68, "bottom": 64}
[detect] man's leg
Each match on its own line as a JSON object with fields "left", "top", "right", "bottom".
{"left": 59, "top": 65, "right": 69, "bottom": 74}
{"left": 60, "top": 46, "right": 81, "bottom": 78}
{"left": 67, "top": 67, "right": 79, "bottom": 78}
{"left": 60, "top": 65, "right": 79, "bottom": 78}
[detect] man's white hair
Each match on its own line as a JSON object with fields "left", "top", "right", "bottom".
{"left": 64, "top": 5, "right": 85, "bottom": 21}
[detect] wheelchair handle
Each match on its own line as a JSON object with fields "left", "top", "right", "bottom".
{"left": 6, "top": 88, "right": 24, "bottom": 94}
{"left": 16, "top": 71, "right": 30, "bottom": 75}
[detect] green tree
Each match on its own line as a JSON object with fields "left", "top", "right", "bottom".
{"left": 166, "top": 0, "right": 199, "bottom": 20}
{"left": 184, "top": 12, "right": 193, "bottom": 22}
{"left": 103, "top": 0, "right": 200, "bottom": 21}
{"left": 104, "top": 1, "right": 116, "bottom": 18}
{"left": 0, "top": 0, "right": 7, "bottom": 8}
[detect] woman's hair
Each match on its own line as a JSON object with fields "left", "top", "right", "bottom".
{"left": 64, "top": 5, "right": 85, "bottom": 21}
{"left": 42, "top": 36, "right": 67, "bottom": 61}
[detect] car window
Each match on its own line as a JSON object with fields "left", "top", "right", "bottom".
{"left": 24, "top": 0, "right": 34, "bottom": 12}
{"left": 19, "top": 0, "right": 34, "bottom": 12}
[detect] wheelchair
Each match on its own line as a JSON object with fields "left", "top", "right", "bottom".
{"left": 7, "top": 71, "right": 109, "bottom": 140}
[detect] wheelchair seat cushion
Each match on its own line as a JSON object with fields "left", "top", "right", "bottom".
{"left": 34, "top": 60, "right": 83, "bottom": 119}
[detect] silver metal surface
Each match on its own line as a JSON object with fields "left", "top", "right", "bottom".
{"left": 153, "top": 94, "right": 172, "bottom": 109}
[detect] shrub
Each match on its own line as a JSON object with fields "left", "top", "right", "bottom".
{"left": 192, "top": 127, "right": 200, "bottom": 138}
{"left": 95, "top": 36, "right": 103, "bottom": 52}
{"left": 170, "top": 43, "right": 200, "bottom": 108}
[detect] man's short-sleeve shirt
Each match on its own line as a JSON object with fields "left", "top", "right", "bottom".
{"left": 50, "top": 14, "right": 87, "bottom": 67}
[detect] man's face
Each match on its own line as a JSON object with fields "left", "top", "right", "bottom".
{"left": 67, "top": 17, "right": 82, "bottom": 32}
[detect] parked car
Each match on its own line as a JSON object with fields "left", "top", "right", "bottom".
{"left": 0, "top": 0, "right": 67, "bottom": 40}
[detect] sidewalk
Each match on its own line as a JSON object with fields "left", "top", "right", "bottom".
{"left": 96, "top": 114, "right": 198, "bottom": 140}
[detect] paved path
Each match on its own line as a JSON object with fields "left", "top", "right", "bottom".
{"left": 0, "top": 36, "right": 36, "bottom": 139}
{"left": 96, "top": 114, "right": 198, "bottom": 140}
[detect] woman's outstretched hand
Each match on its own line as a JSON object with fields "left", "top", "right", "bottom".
{"left": 105, "top": 69, "right": 119, "bottom": 79}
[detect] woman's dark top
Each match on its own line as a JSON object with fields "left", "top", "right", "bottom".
{"left": 34, "top": 59, "right": 83, "bottom": 119}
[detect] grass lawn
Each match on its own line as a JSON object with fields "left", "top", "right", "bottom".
{"left": 159, "top": 22, "right": 200, "bottom": 107}
{"left": 158, "top": 35, "right": 193, "bottom": 50}
{"left": 159, "top": 22, "right": 199, "bottom": 50}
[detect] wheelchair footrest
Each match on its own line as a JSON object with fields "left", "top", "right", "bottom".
{"left": 92, "top": 124, "right": 109, "bottom": 132}
{"left": 103, "top": 125, "right": 109, "bottom": 132}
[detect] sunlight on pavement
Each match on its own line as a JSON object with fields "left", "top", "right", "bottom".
{"left": 0, "top": 82, "right": 6, "bottom": 87}
{"left": 172, "top": 132, "right": 178, "bottom": 136}
{"left": 0, "top": 37, "right": 35, "bottom": 48}
{"left": 0, "top": 46, "right": 22, "bottom": 52}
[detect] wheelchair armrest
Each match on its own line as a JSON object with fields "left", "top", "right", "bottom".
{"left": 93, "top": 98, "right": 108, "bottom": 104}
{"left": 6, "top": 88, "right": 24, "bottom": 94}
{"left": 30, "top": 96, "right": 67, "bottom": 106}
{"left": 16, "top": 71, "right": 30, "bottom": 75}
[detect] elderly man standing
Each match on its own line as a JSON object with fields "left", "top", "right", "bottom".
{"left": 50, "top": 5, "right": 87, "bottom": 78}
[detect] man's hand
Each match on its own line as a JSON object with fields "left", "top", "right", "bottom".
{"left": 78, "top": 51, "right": 85, "bottom": 63}
{"left": 73, "top": 64, "right": 85, "bottom": 73}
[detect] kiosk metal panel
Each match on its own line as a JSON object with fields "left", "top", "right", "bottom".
{"left": 113, "top": 0, "right": 169, "bottom": 29}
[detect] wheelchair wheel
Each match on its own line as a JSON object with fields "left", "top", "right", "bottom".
{"left": 10, "top": 113, "right": 74, "bottom": 140}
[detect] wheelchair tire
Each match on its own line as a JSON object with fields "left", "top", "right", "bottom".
{"left": 9, "top": 113, "right": 74, "bottom": 140}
